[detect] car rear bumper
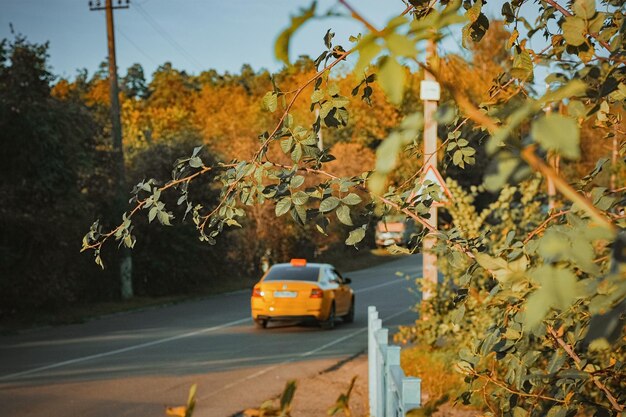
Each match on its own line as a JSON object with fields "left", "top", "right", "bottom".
{"left": 254, "top": 314, "right": 321, "bottom": 322}
{"left": 252, "top": 306, "right": 327, "bottom": 321}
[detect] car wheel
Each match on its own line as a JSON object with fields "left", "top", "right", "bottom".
{"left": 321, "top": 303, "right": 336, "bottom": 330}
{"left": 343, "top": 297, "right": 355, "bottom": 323}
{"left": 254, "top": 319, "right": 268, "bottom": 329}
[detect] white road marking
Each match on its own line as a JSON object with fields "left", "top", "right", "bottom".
{"left": 0, "top": 278, "right": 413, "bottom": 382}
{"left": 0, "top": 317, "right": 251, "bottom": 381}
{"left": 198, "top": 307, "right": 413, "bottom": 400}
{"left": 354, "top": 278, "right": 406, "bottom": 293}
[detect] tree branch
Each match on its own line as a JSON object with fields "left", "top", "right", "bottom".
{"left": 524, "top": 210, "right": 570, "bottom": 243}
{"left": 544, "top": 0, "right": 616, "bottom": 55}
{"left": 547, "top": 326, "right": 624, "bottom": 413}
{"left": 521, "top": 146, "right": 614, "bottom": 232}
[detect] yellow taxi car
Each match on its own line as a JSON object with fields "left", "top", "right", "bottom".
{"left": 251, "top": 259, "right": 355, "bottom": 329}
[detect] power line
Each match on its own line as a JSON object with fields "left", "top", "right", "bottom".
{"left": 133, "top": 2, "right": 203, "bottom": 70}
{"left": 118, "top": 26, "right": 158, "bottom": 65}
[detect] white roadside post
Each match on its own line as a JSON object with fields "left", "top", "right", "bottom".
{"left": 375, "top": 327, "right": 388, "bottom": 417}
{"left": 368, "top": 306, "right": 380, "bottom": 415}
{"left": 368, "top": 306, "right": 423, "bottom": 416}
{"left": 421, "top": 39, "right": 441, "bottom": 302}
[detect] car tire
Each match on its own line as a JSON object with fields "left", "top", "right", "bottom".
{"left": 343, "top": 297, "right": 355, "bottom": 323}
{"left": 254, "top": 319, "right": 268, "bottom": 329}
{"left": 321, "top": 303, "right": 336, "bottom": 330}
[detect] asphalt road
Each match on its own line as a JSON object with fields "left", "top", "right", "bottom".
{"left": 0, "top": 255, "right": 423, "bottom": 417}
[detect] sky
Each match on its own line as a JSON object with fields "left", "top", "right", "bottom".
{"left": 1, "top": 0, "right": 550, "bottom": 83}
{"left": 0, "top": 0, "right": 401, "bottom": 79}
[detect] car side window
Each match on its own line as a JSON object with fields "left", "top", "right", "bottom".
{"left": 319, "top": 267, "right": 331, "bottom": 284}
{"left": 330, "top": 269, "right": 343, "bottom": 284}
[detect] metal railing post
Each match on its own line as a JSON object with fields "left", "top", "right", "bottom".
{"left": 386, "top": 346, "right": 401, "bottom": 416}
{"left": 368, "top": 306, "right": 379, "bottom": 416}
{"left": 368, "top": 306, "right": 422, "bottom": 416}
{"left": 375, "top": 327, "right": 388, "bottom": 417}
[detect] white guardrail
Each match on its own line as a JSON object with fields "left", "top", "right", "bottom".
{"left": 368, "top": 306, "right": 422, "bottom": 417}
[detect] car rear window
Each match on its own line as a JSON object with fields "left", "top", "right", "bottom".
{"left": 264, "top": 265, "right": 320, "bottom": 282}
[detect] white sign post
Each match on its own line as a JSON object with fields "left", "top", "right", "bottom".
{"left": 422, "top": 39, "right": 440, "bottom": 303}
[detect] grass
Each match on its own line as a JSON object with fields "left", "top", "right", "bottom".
{"left": 1, "top": 248, "right": 400, "bottom": 334}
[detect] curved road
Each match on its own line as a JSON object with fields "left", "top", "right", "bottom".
{"left": 0, "top": 255, "right": 422, "bottom": 417}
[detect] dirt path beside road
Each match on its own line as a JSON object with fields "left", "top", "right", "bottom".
{"left": 239, "top": 353, "right": 479, "bottom": 417}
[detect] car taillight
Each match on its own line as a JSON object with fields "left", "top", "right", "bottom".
{"left": 310, "top": 288, "right": 323, "bottom": 298}
{"left": 252, "top": 287, "right": 264, "bottom": 297}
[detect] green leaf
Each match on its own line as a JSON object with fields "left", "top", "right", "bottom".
{"left": 345, "top": 227, "right": 366, "bottom": 245}
{"left": 573, "top": 0, "right": 596, "bottom": 19}
{"left": 387, "top": 244, "right": 411, "bottom": 255}
{"left": 547, "top": 351, "right": 567, "bottom": 374}
{"left": 475, "top": 252, "right": 509, "bottom": 271}
{"left": 319, "top": 196, "right": 341, "bottom": 213}
{"left": 336, "top": 204, "right": 353, "bottom": 226}
{"left": 291, "top": 191, "right": 309, "bottom": 206}
{"left": 537, "top": 228, "right": 569, "bottom": 261}
{"left": 290, "top": 175, "right": 305, "bottom": 188}
{"left": 280, "top": 137, "right": 294, "bottom": 154}
{"left": 524, "top": 266, "right": 579, "bottom": 328}
{"left": 311, "top": 89, "right": 324, "bottom": 104}
{"left": 148, "top": 206, "right": 158, "bottom": 223}
{"left": 567, "top": 100, "right": 586, "bottom": 118}
{"left": 342, "top": 193, "right": 362, "bottom": 206}
{"left": 320, "top": 101, "right": 334, "bottom": 119}
{"left": 274, "top": 2, "right": 316, "bottom": 65}
{"left": 588, "top": 12, "right": 605, "bottom": 33}
{"left": 378, "top": 57, "right": 405, "bottom": 105}
{"left": 385, "top": 32, "right": 416, "bottom": 57}
{"left": 261, "top": 91, "right": 278, "bottom": 112}
{"left": 291, "top": 143, "right": 303, "bottom": 162}
{"left": 275, "top": 198, "right": 292, "bottom": 217}
{"left": 332, "top": 95, "right": 350, "bottom": 109}
{"left": 511, "top": 50, "right": 533, "bottom": 80}
{"left": 375, "top": 132, "right": 403, "bottom": 174}
{"left": 512, "top": 407, "right": 527, "bottom": 417}
{"left": 354, "top": 37, "right": 382, "bottom": 75}
{"left": 562, "top": 16, "right": 587, "bottom": 46}
{"left": 157, "top": 210, "right": 172, "bottom": 226}
{"left": 453, "top": 150, "right": 464, "bottom": 166}
{"left": 294, "top": 204, "right": 307, "bottom": 223}
{"left": 546, "top": 406, "right": 567, "bottom": 417}
{"left": 558, "top": 369, "right": 590, "bottom": 380}
{"left": 531, "top": 114, "right": 580, "bottom": 160}
{"left": 316, "top": 223, "right": 328, "bottom": 236}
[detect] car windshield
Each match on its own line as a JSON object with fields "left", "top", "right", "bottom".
{"left": 264, "top": 265, "right": 320, "bottom": 282}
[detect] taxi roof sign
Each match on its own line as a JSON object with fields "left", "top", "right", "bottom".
{"left": 290, "top": 258, "right": 307, "bottom": 267}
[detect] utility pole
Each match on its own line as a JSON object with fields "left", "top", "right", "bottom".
{"left": 89, "top": 0, "right": 133, "bottom": 299}
{"left": 421, "top": 38, "right": 439, "bottom": 302}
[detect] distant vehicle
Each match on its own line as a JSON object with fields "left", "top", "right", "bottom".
{"left": 375, "top": 216, "right": 417, "bottom": 248}
{"left": 250, "top": 259, "right": 355, "bottom": 329}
